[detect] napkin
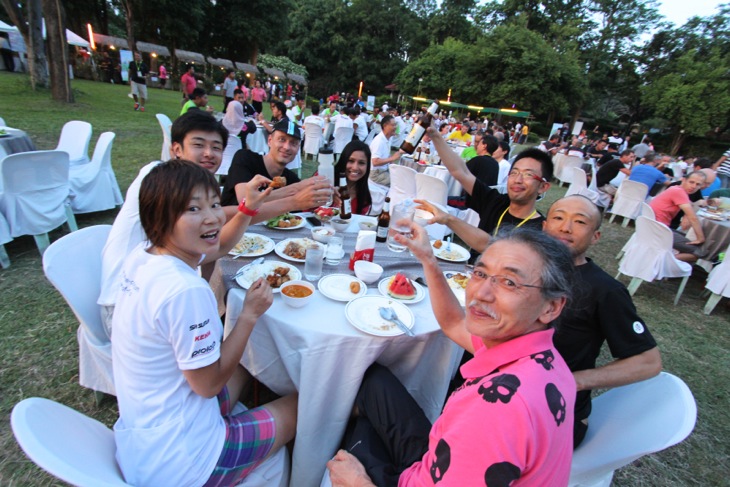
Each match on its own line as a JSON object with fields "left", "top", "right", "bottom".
{"left": 349, "top": 230, "right": 376, "bottom": 270}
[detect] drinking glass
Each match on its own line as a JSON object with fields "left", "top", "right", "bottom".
{"left": 387, "top": 203, "right": 416, "bottom": 252}
{"left": 325, "top": 236, "right": 344, "bottom": 265}
{"left": 304, "top": 243, "right": 325, "bottom": 280}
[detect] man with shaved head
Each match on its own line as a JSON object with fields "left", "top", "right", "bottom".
{"left": 543, "top": 195, "right": 662, "bottom": 447}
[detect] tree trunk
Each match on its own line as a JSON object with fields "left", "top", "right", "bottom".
{"left": 41, "top": 0, "right": 73, "bottom": 102}
{"left": 1, "top": 0, "right": 49, "bottom": 88}
{"left": 121, "top": 0, "right": 136, "bottom": 52}
{"left": 670, "top": 130, "right": 685, "bottom": 157}
{"left": 546, "top": 110, "right": 555, "bottom": 131}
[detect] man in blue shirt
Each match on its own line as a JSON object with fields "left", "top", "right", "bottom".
{"left": 629, "top": 158, "right": 669, "bottom": 195}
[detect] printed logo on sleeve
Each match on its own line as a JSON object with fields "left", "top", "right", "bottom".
{"left": 194, "top": 331, "right": 211, "bottom": 342}
{"left": 191, "top": 341, "right": 216, "bottom": 358}
{"left": 189, "top": 318, "right": 210, "bottom": 331}
{"left": 632, "top": 321, "right": 645, "bottom": 334}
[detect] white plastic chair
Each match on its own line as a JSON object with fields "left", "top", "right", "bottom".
{"left": 0, "top": 116, "right": 6, "bottom": 126}
{"left": 0, "top": 150, "right": 78, "bottom": 255}
{"left": 69, "top": 132, "right": 124, "bottom": 214}
{"left": 303, "top": 122, "right": 324, "bottom": 160}
{"left": 569, "top": 372, "right": 697, "bottom": 487}
{"left": 55, "top": 120, "right": 92, "bottom": 166}
{"left": 333, "top": 126, "right": 354, "bottom": 158}
{"left": 616, "top": 203, "right": 655, "bottom": 260}
{"left": 156, "top": 113, "right": 173, "bottom": 161}
{"left": 367, "top": 179, "right": 388, "bottom": 216}
{"left": 43, "top": 225, "right": 115, "bottom": 397}
{"left": 285, "top": 127, "right": 304, "bottom": 178}
{"left": 218, "top": 134, "right": 242, "bottom": 177}
{"left": 387, "top": 164, "right": 417, "bottom": 208}
{"left": 704, "top": 243, "right": 730, "bottom": 315}
{"left": 616, "top": 216, "right": 692, "bottom": 305}
{"left": 565, "top": 167, "right": 602, "bottom": 203}
{"left": 415, "top": 172, "right": 448, "bottom": 206}
{"left": 11, "top": 397, "right": 290, "bottom": 487}
{"left": 555, "top": 154, "right": 586, "bottom": 186}
{"left": 609, "top": 180, "right": 649, "bottom": 227}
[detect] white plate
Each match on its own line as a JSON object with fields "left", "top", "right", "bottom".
{"left": 430, "top": 240, "right": 470, "bottom": 262}
{"left": 345, "top": 296, "right": 415, "bottom": 337}
{"left": 229, "top": 233, "right": 275, "bottom": 257}
{"left": 377, "top": 275, "right": 426, "bottom": 304}
{"left": 443, "top": 271, "right": 470, "bottom": 307}
{"left": 275, "top": 238, "right": 319, "bottom": 263}
{"left": 318, "top": 274, "right": 367, "bottom": 302}
{"left": 265, "top": 215, "right": 306, "bottom": 230}
{"left": 234, "top": 261, "right": 301, "bottom": 293}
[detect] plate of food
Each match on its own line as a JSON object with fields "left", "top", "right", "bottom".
{"left": 275, "top": 237, "right": 319, "bottom": 263}
{"left": 229, "top": 233, "right": 275, "bottom": 257}
{"left": 318, "top": 274, "right": 367, "bottom": 302}
{"left": 265, "top": 213, "right": 305, "bottom": 230}
{"left": 444, "top": 271, "right": 470, "bottom": 307}
{"left": 234, "top": 261, "right": 301, "bottom": 293}
{"left": 313, "top": 206, "right": 341, "bottom": 223}
{"left": 430, "top": 240, "right": 470, "bottom": 262}
{"left": 377, "top": 273, "right": 426, "bottom": 304}
{"left": 345, "top": 295, "right": 415, "bottom": 337}
{"left": 698, "top": 209, "right": 727, "bottom": 221}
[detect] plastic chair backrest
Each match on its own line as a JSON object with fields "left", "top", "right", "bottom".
{"left": 303, "top": 123, "right": 323, "bottom": 156}
{"left": 634, "top": 216, "right": 673, "bottom": 251}
{"left": 415, "top": 172, "right": 448, "bottom": 206}
{"left": 0, "top": 116, "right": 6, "bottom": 126}
{"left": 616, "top": 179, "right": 649, "bottom": 201}
{"left": 91, "top": 132, "right": 116, "bottom": 172}
{"left": 55, "top": 121, "right": 92, "bottom": 163}
{"left": 11, "top": 397, "right": 131, "bottom": 486}
{"left": 566, "top": 167, "right": 588, "bottom": 195}
{"left": 156, "top": 114, "right": 172, "bottom": 161}
{"left": 2, "top": 150, "right": 70, "bottom": 194}
{"left": 218, "top": 134, "right": 242, "bottom": 176}
{"left": 43, "top": 225, "right": 111, "bottom": 346}
{"left": 639, "top": 202, "right": 655, "bottom": 220}
{"left": 706, "top": 242, "right": 730, "bottom": 297}
{"left": 333, "top": 126, "right": 354, "bottom": 154}
{"left": 569, "top": 372, "right": 696, "bottom": 486}
{"left": 387, "top": 165, "right": 417, "bottom": 207}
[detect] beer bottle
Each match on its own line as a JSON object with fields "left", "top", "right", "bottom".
{"left": 400, "top": 102, "right": 439, "bottom": 154}
{"left": 339, "top": 173, "right": 352, "bottom": 219}
{"left": 376, "top": 196, "right": 391, "bottom": 242}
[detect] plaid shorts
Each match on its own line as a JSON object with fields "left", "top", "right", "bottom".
{"left": 202, "top": 386, "right": 277, "bottom": 487}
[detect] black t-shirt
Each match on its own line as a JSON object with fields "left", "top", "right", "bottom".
{"left": 128, "top": 61, "right": 148, "bottom": 85}
{"left": 466, "top": 155, "right": 499, "bottom": 188}
{"left": 584, "top": 145, "right": 606, "bottom": 160}
{"left": 468, "top": 179, "right": 545, "bottom": 260}
{"left": 595, "top": 158, "right": 625, "bottom": 187}
{"left": 221, "top": 149, "right": 300, "bottom": 206}
{"left": 552, "top": 260, "right": 657, "bottom": 422}
{"left": 596, "top": 151, "right": 617, "bottom": 168}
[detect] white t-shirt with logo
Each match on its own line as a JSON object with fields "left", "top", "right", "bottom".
{"left": 112, "top": 245, "right": 225, "bottom": 487}
{"left": 369, "top": 131, "right": 392, "bottom": 172}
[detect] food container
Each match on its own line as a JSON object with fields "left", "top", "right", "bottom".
{"left": 414, "top": 209, "right": 433, "bottom": 227}
{"left": 354, "top": 261, "right": 383, "bottom": 284}
{"left": 358, "top": 217, "right": 378, "bottom": 231}
{"left": 280, "top": 280, "right": 315, "bottom": 308}
{"left": 330, "top": 219, "right": 351, "bottom": 232}
{"left": 311, "top": 227, "right": 335, "bottom": 243}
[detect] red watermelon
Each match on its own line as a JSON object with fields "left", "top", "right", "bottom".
{"left": 388, "top": 273, "right": 416, "bottom": 300}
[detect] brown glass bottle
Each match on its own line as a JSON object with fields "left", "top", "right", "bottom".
{"left": 339, "top": 173, "right": 352, "bottom": 219}
{"left": 400, "top": 102, "right": 439, "bottom": 154}
{"left": 375, "top": 197, "right": 391, "bottom": 242}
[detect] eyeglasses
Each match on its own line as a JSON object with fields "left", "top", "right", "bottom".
{"left": 508, "top": 169, "right": 546, "bottom": 183}
{"left": 471, "top": 268, "right": 544, "bottom": 292}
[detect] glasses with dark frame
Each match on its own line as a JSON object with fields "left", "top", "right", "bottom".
{"left": 508, "top": 168, "right": 546, "bottom": 183}
{"left": 470, "top": 268, "right": 545, "bottom": 293}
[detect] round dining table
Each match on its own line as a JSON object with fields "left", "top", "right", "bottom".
{"left": 0, "top": 127, "right": 36, "bottom": 156}
{"left": 686, "top": 209, "right": 730, "bottom": 270}
{"left": 208, "top": 214, "right": 467, "bottom": 487}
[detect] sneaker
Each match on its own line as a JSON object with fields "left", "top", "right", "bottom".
{"left": 140, "top": 106, "right": 145, "bottom": 112}
{"left": 134, "top": 103, "right": 139, "bottom": 110}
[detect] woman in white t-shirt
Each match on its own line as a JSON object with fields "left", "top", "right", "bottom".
{"left": 112, "top": 160, "right": 298, "bottom": 487}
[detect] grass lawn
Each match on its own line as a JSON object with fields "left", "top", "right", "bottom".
{"left": 0, "top": 72, "right": 728, "bottom": 486}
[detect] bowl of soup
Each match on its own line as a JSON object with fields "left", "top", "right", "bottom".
{"left": 280, "top": 280, "right": 315, "bottom": 308}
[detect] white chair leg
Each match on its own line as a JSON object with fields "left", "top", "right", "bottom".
{"left": 704, "top": 293, "right": 723, "bottom": 315}
{"left": 65, "top": 206, "right": 78, "bottom": 232}
{"left": 615, "top": 250, "right": 624, "bottom": 260}
{"left": 621, "top": 217, "right": 630, "bottom": 228}
{"left": 609, "top": 213, "right": 616, "bottom": 224}
{"left": 627, "top": 277, "right": 642, "bottom": 296}
{"left": 33, "top": 233, "right": 51, "bottom": 256}
{"left": 674, "top": 275, "right": 690, "bottom": 305}
{"left": 0, "top": 244, "right": 10, "bottom": 269}
{"left": 615, "top": 271, "right": 622, "bottom": 280}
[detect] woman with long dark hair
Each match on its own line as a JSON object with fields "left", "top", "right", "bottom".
{"left": 334, "top": 140, "right": 373, "bottom": 215}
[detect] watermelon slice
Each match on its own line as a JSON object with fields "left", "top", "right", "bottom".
{"left": 388, "top": 273, "right": 416, "bottom": 300}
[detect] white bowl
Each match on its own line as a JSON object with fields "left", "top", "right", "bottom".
{"left": 358, "top": 217, "right": 378, "bottom": 231}
{"left": 330, "top": 219, "right": 351, "bottom": 232}
{"left": 354, "top": 260, "right": 383, "bottom": 284}
{"left": 311, "top": 227, "right": 335, "bottom": 243}
{"left": 280, "top": 280, "right": 316, "bottom": 308}
{"left": 414, "top": 209, "right": 433, "bottom": 226}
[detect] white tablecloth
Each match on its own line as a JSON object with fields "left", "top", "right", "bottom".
{"left": 214, "top": 215, "right": 464, "bottom": 487}
{"left": 247, "top": 124, "right": 268, "bottom": 155}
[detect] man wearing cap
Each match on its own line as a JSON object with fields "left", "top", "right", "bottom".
{"left": 221, "top": 120, "right": 334, "bottom": 214}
